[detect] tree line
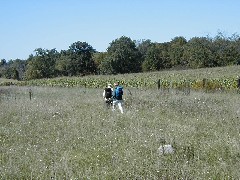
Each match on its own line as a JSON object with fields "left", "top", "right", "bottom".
{"left": 1, "top": 32, "right": 240, "bottom": 80}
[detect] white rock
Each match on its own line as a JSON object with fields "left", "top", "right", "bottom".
{"left": 158, "top": 144, "right": 174, "bottom": 155}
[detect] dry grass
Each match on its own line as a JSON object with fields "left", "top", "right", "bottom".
{"left": 0, "top": 85, "right": 240, "bottom": 179}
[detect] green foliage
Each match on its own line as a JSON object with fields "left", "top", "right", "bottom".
{"left": 0, "top": 59, "right": 26, "bottom": 80}
{"left": 100, "top": 36, "right": 142, "bottom": 74}
{"left": 142, "top": 43, "right": 170, "bottom": 71}
{"left": 212, "top": 33, "right": 240, "bottom": 66}
{"left": 183, "top": 37, "right": 214, "bottom": 68}
{"left": 2, "top": 32, "right": 240, "bottom": 79}
{"left": 25, "top": 42, "right": 97, "bottom": 79}
{"left": 55, "top": 50, "right": 72, "bottom": 76}
{"left": 99, "top": 56, "right": 115, "bottom": 74}
{"left": 5, "top": 67, "right": 19, "bottom": 80}
{"left": 67, "top": 41, "right": 97, "bottom": 75}
{"left": 25, "top": 48, "right": 58, "bottom": 80}
{"left": 169, "top": 36, "right": 187, "bottom": 67}
{"left": 135, "top": 39, "right": 153, "bottom": 59}
{"left": 92, "top": 52, "right": 108, "bottom": 74}
{"left": 0, "top": 59, "right": 7, "bottom": 66}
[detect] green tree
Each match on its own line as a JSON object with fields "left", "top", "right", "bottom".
{"left": 25, "top": 55, "right": 43, "bottom": 80}
{"left": 99, "top": 56, "right": 115, "bottom": 74}
{"left": 135, "top": 39, "right": 153, "bottom": 59}
{"left": 183, "top": 37, "right": 214, "bottom": 68}
{"left": 55, "top": 50, "right": 72, "bottom": 76}
{"left": 92, "top": 52, "right": 108, "bottom": 74}
{"left": 0, "top": 59, "right": 7, "bottom": 66}
{"left": 0, "top": 59, "right": 25, "bottom": 80}
{"left": 25, "top": 48, "right": 58, "bottom": 80}
{"left": 5, "top": 67, "right": 19, "bottom": 80}
{"left": 169, "top": 36, "right": 187, "bottom": 67}
{"left": 142, "top": 43, "right": 170, "bottom": 72}
{"left": 234, "top": 36, "right": 240, "bottom": 65}
{"left": 100, "top": 36, "right": 141, "bottom": 74}
{"left": 212, "top": 33, "right": 240, "bottom": 66}
{"left": 0, "top": 59, "right": 7, "bottom": 77}
{"left": 67, "top": 41, "right": 96, "bottom": 75}
{"left": 11, "top": 59, "right": 27, "bottom": 80}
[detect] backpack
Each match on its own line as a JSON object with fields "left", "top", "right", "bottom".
{"left": 105, "top": 88, "right": 112, "bottom": 98}
{"left": 115, "top": 86, "right": 123, "bottom": 100}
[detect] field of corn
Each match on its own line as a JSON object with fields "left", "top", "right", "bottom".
{"left": 1, "top": 65, "right": 240, "bottom": 91}
{"left": 0, "top": 65, "right": 240, "bottom": 179}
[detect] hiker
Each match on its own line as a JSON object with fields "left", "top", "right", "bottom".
{"left": 112, "top": 82, "right": 124, "bottom": 114}
{"left": 103, "top": 83, "right": 113, "bottom": 108}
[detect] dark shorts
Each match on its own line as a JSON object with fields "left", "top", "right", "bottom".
{"left": 105, "top": 99, "right": 112, "bottom": 104}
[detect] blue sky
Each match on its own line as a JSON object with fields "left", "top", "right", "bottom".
{"left": 1, "top": 0, "right": 240, "bottom": 60}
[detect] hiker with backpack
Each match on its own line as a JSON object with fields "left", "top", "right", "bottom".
{"left": 112, "top": 82, "right": 124, "bottom": 114}
{"left": 103, "top": 84, "right": 113, "bottom": 108}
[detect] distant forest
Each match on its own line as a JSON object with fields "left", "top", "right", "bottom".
{"left": 1, "top": 32, "right": 240, "bottom": 80}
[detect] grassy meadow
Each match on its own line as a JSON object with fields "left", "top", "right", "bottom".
{"left": 1, "top": 82, "right": 240, "bottom": 179}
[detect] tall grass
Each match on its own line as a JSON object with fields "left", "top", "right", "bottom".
{"left": 1, "top": 85, "right": 240, "bottom": 179}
